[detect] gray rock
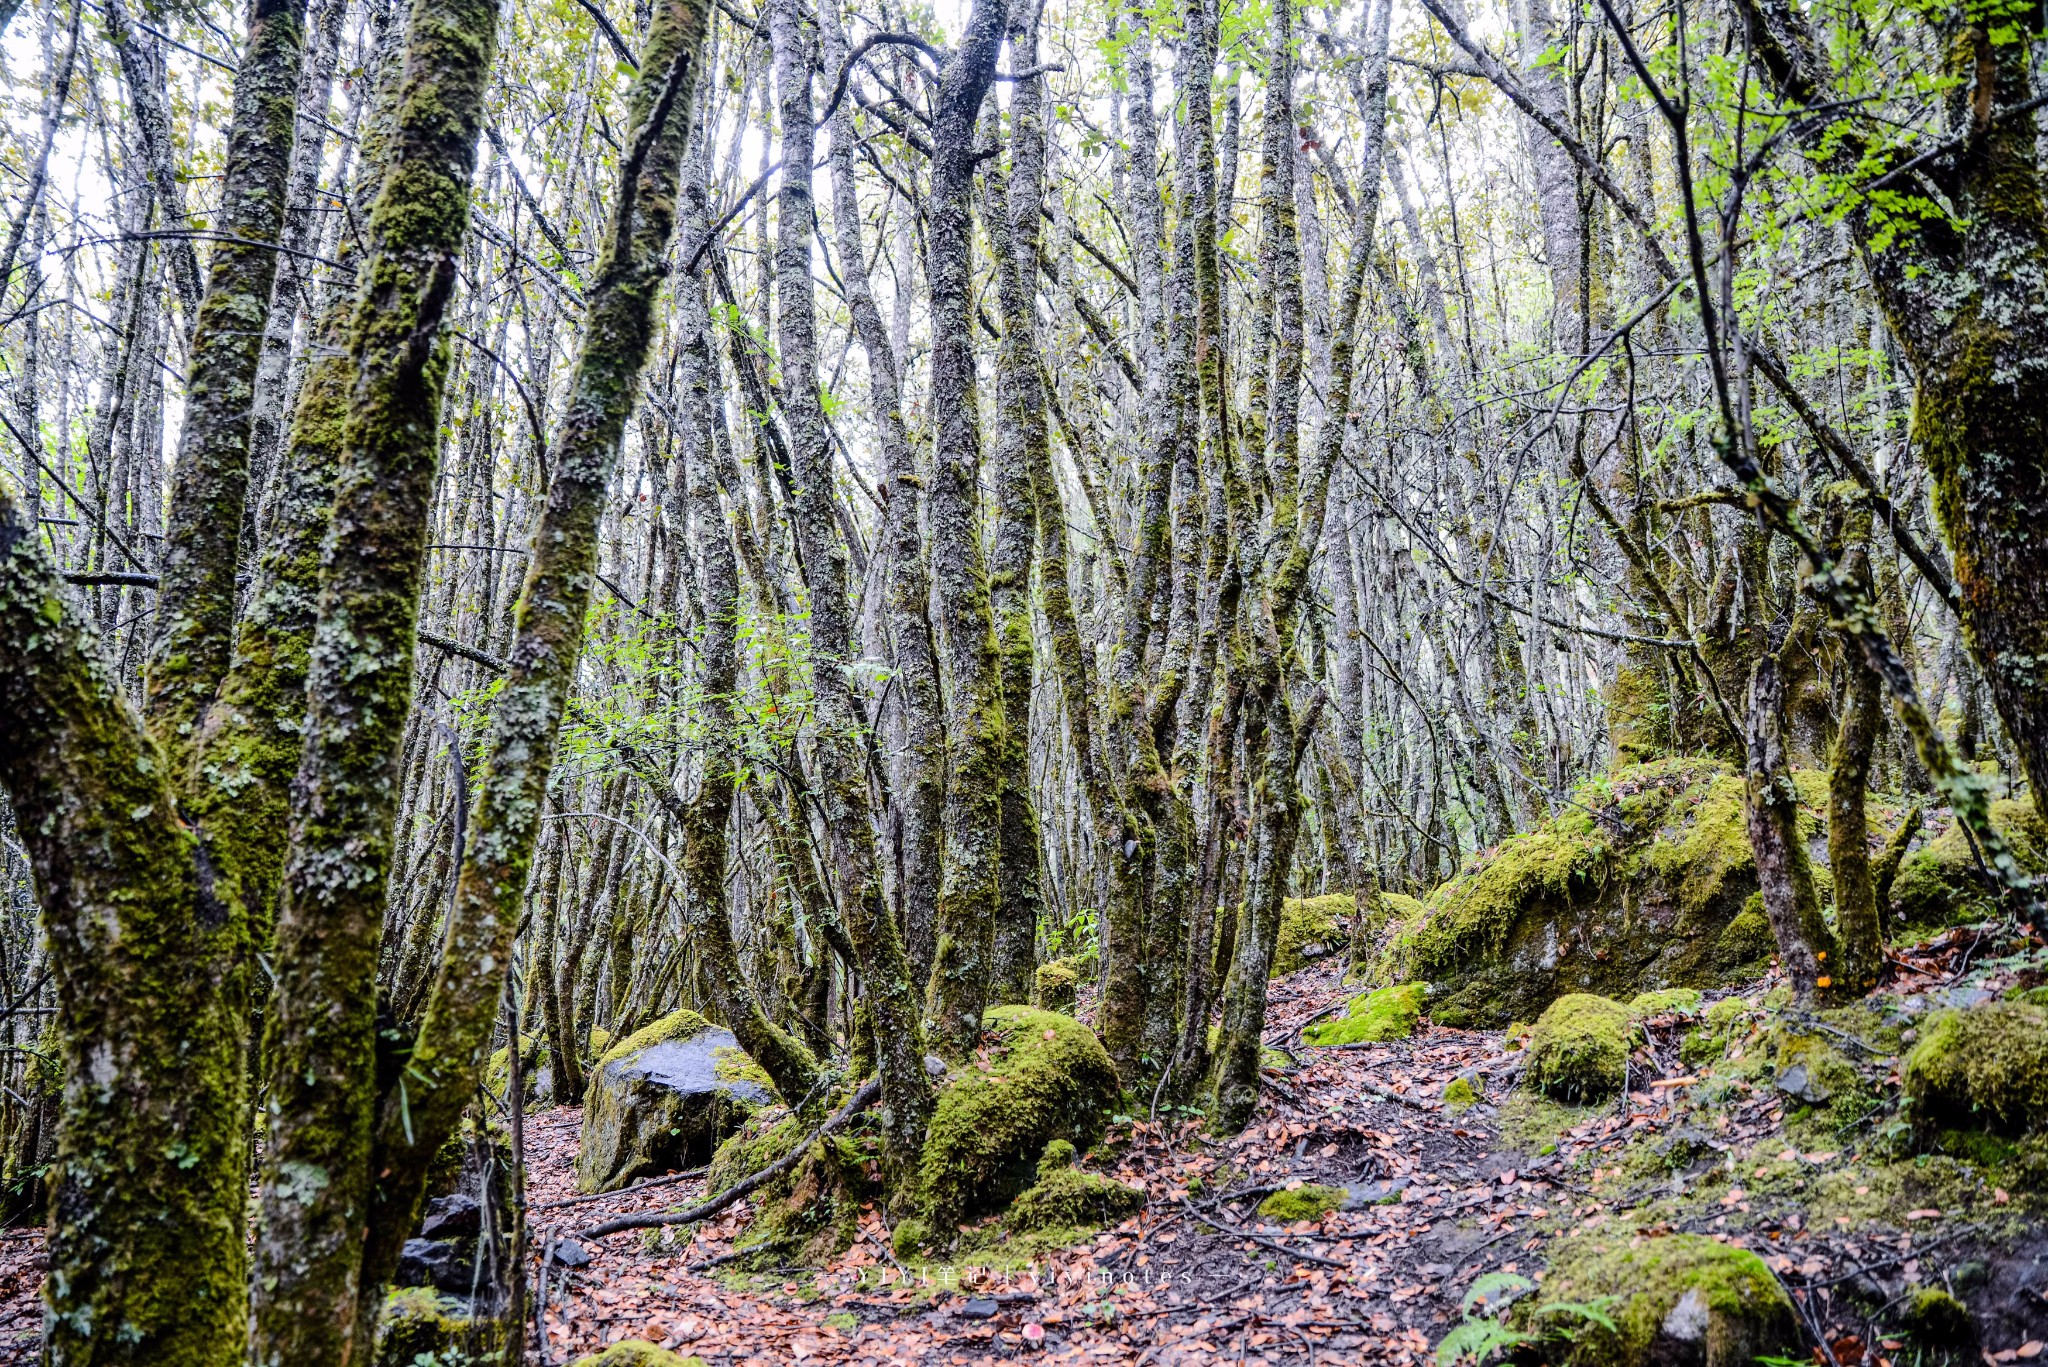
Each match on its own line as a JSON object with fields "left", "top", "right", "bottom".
{"left": 1775, "top": 1061, "right": 1831, "bottom": 1105}
{"left": 959, "top": 1298, "right": 1001, "bottom": 1319}
{"left": 575, "top": 1019, "right": 772, "bottom": 1193}
{"left": 1662, "top": 1287, "right": 1712, "bottom": 1343}
{"left": 546, "top": 1237, "right": 591, "bottom": 1269}
{"left": 420, "top": 1193, "right": 481, "bottom": 1240}
{"left": 396, "top": 1237, "right": 476, "bottom": 1294}
{"left": 1342, "top": 1176, "right": 1410, "bottom": 1209}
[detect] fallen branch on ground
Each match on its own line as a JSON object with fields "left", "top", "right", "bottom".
{"left": 576, "top": 1078, "right": 881, "bottom": 1239}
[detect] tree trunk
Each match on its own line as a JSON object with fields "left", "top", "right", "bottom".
{"left": 1830, "top": 546, "right": 1885, "bottom": 995}
{"left": 1744, "top": 643, "right": 1837, "bottom": 1002}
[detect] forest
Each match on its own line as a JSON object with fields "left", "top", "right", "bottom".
{"left": 0, "top": 0, "right": 2046, "bottom": 1355}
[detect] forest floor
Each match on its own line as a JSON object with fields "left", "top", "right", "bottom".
{"left": 0, "top": 934, "right": 2039, "bottom": 1365}
{"left": 515, "top": 935, "right": 2048, "bottom": 1366}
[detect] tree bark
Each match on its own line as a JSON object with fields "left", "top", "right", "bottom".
{"left": 1830, "top": 547, "right": 1885, "bottom": 995}
{"left": 1744, "top": 642, "right": 1837, "bottom": 1002}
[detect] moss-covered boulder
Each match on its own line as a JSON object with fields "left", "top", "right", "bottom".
{"left": 1902, "top": 1001, "right": 2048, "bottom": 1136}
{"left": 1443, "top": 1075, "right": 1482, "bottom": 1112}
{"left": 1303, "top": 982, "right": 1427, "bottom": 1045}
{"left": 575, "top": 1010, "right": 773, "bottom": 1193}
{"left": 1903, "top": 1287, "right": 1975, "bottom": 1347}
{"left": 486, "top": 1030, "right": 547, "bottom": 1104}
{"left": 919, "top": 1005, "right": 1121, "bottom": 1228}
{"left": 1273, "top": 894, "right": 1355, "bottom": 977}
{"left": 1629, "top": 988, "right": 1702, "bottom": 1018}
{"left": 1714, "top": 900, "right": 1775, "bottom": 971}
{"left": 570, "top": 1343, "right": 708, "bottom": 1367}
{"left": 1890, "top": 799, "right": 2048, "bottom": 931}
{"left": 1257, "top": 1183, "right": 1347, "bottom": 1222}
{"left": 1006, "top": 1141, "right": 1146, "bottom": 1233}
{"left": 373, "top": 1287, "right": 508, "bottom": 1367}
{"left": 1034, "top": 957, "right": 1082, "bottom": 1014}
{"left": 1527, "top": 1233, "right": 1797, "bottom": 1367}
{"left": 1408, "top": 760, "right": 1827, "bottom": 1028}
{"left": 1527, "top": 994, "right": 1633, "bottom": 1102}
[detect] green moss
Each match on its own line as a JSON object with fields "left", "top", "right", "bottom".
{"left": 918, "top": 1006, "right": 1122, "bottom": 1229}
{"left": 1891, "top": 800, "right": 2048, "bottom": 930}
{"left": 1904, "top": 1287, "right": 1975, "bottom": 1347}
{"left": 570, "top": 1344, "right": 708, "bottom": 1367}
{"left": 1005, "top": 1166, "right": 1147, "bottom": 1232}
{"left": 486, "top": 1031, "right": 541, "bottom": 1098}
{"left": 1528, "top": 1233, "right": 1796, "bottom": 1367}
{"left": 1037, "top": 1138, "right": 1076, "bottom": 1176}
{"left": 1527, "top": 994, "right": 1633, "bottom": 1102}
{"left": 1442, "top": 1076, "right": 1482, "bottom": 1112}
{"left": 1409, "top": 827, "right": 1610, "bottom": 977}
{"left": 597, "top": 1009, "right": 712, "bottom": 1067}
{"left": 1034, "top": 958, "right": 1081, "bottom": 1013}
{"left": 1716, "top": 903, "right": 1775, "bottom": 971}
{"left": 1304, "top": 982, "right": 1427, "bottom": 1046}
{"left": 704, "top": 1105, "right": 880, "bottom": 1267}
{"left": 1257, "top": 1183, "right": 1347, "bottom": 1222}
{"left": 1902, "top": 1001, "right": 2048, "bottom": 1136}
{"left": 1273, "top": 893, "right": 1355, "bottom": 977}
{"left": 375, "top": 1287, "right": 506, "bottom": 1367}
{"left": 891, "top": 1217, "right": 931, "bottom": 1257}
{"left": 1628, "top": 988, "right": 1702, "bottom": 1018}
{"left": 2005, "top": 984, "right": 2048, "bottom": 1007}
{"left": 712, "top": 1045, "right": 774, "bottom": 1090}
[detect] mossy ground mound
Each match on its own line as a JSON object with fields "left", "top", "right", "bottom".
{"left": 1396, "top": 760, "right": 1825, "bottom": 1029}
{"left": 1303, "top": 982, "right": 1426, "bottom": 1045}
{"left": 374, "top": 1287, "right": 509, "bottom": 1367}
{"left": 1257, "top": 1183, "right": 1347, "bottom": 1222}
{"left": 1034, "top": 957, "right": 1082, "bottom": 1014}
{"left": 1891, "top": 799, "right": 2048, "bottom": 932}
{"left": 1273, "top": 893, "right": 1357, "bottom": 977}
{"left": 1527, "top": 1233, "right": 1797, "bottom": 1367}
{"left": 1005, "top": 1145, "right": 1146, "bottom": 1235}
{"left": 570, "top": 1343, "right": 708, "bottom": 1367}
{"left": 576, "top": 1010, "right": 773, "bottom": 1192}
{"left": 1903, "top": 1000, "right": 2048, "bottom": 1136}
{"left": 920, "top": 1006, "right": 1121, "bottom": 1229}
{"left": 1442, "top": 1075, "right": 1482, "bottom": 1112}
{"left": 706, "top": 1105, "right": 883, "bottom": 1267}
{"left": 1527, "top": 994, "right": 1633, "bottom": 1102}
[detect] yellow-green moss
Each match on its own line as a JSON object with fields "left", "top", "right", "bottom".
{"left": 1034, "top": 958, "right": 1081, "bottom": 1013}
{"left": 1715, "top": 901, "right": 1775, "bottom": 970}
{"left": 1410, "top": 827, "right": 1610, "bottom": 976}
{"left": 1443, "top": 1076, "right": 1482, "bottom": 1112}
{"left": 1257, "top": 1183, "right": 1347, "bottom": 1222}
{"left": 1904, "top": 1287, "right": 1975, "bottom": 1347}
{"left": 597, "top": 1009, "right": 712, "bottom": 1067}
{"left": 1891, "top": 799, "right": 2048, "bottom": 930}
{"left": 705, "top": 1103, "right": 880, "bottom": 1267}
{"left": 1527, "top": 1233, "right": 1796, "bottom": 1367}
{"left": 1628, "top": 988, "right": 1702, "bottom": 1018}
{"left": 712, "top": 1045, "right": 774, "bottom": 1090}
{"left": 375, "top": 1287, "right": 506, "bottom": 1367}
{"left": 570, "top": 1343, "right": 709, "bottom": 1367}
{"left": 1902, "top": 1001, "right": 2048, "bottom": 1136}
{"left": 1304, "top": 982, "right": 1427, "bottom": 1046}
{"left": 918, "top": 1006, "right": 1122, "bottom": 1228}
{"left": 1273, "top": 893, "right": 1356, "bottom": 976}
{"left": 1005, "top": 1166, "right": 1147, "bottom": 1232}
{"left": 1527, "top": 994, "right": 1633, "bottom": 1102}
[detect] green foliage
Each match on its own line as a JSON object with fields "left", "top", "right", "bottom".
{"left": 1527, "top": 995, "right": 1633, "bottom": 1102}
{"left": 1304, "top": 982, "right": 1428, "bottom": 1046}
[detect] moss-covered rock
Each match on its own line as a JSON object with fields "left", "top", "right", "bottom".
{"left": 1903, "top": 1287, "right": 1975, "bottom": 1347}
{"left": 1442, "top": 1075, "right": 1482, "bottom": 1112}
{"left": 570, "top": 1343, "right": 708, "bottom": 1367}
{"left": 1034, "top": 958, "right": 1082, "bottom": 1014}
{"left": 576, "top": 1012, "right": 773, "bottom": 1193}
{"left": 1006, "top": 1164, "right": 1147, "bottom": 1233}
{"left": 485, "top": 1031, "right": 546, "bottom": 1104}
{"left": 919, "top": 1005, "right": 1121, "bottom": 1228}
{"left": 373, "top": 1287, "right": 508, "bottom": 1367}
{"left": 1629, "top": 988, "right": 1702, "bottom": 1018}
{"left": 1527, "top": 994, "right": 1633, "bottom": 1102}
{"left": 1303, "top": 982, "right": 1427, "bottom": 1045}
{"left": 1527, "top": 1233, "right": 1797, "bottom": 1367}
{"left": 1273, "top": 894, "right": 1356, "bottom": 977}
{"left": 1890, "top": 799, "right": 2048, "bottom": 931}
{"left": 1902, "top": 1000, "right": 2048, "bottom": 1136}
{"left": 1412, "top": 761, "right": 1811, "bottom": 1029}
{"left": 1257, "top": 1183, "right": 1348, "bottom": 1222}
{"left": 1714, "top": 901, "right": 1775, "bottom": 970}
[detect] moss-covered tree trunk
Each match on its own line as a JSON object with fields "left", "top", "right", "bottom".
{"left": 345, "top": 2, "right": 713, "bottom": 1339}
{"left": 922, "top": 0, "right": 1011, "bottom": 1058}
{"left": 767, "top": 0, "right": 932, "bottom": 1180}
{"left": 1744, "top": 643, "right": 1838, "bottom": 1002}
{"left": 986, "top": 0, "right": 1051, "bottom": 1009}
{"left": 250, "top": 0, "right": 504, "bottom": 1346}
{"left": 1830, "top": 545, "right": 1885, "bottom": 995}
{"left": 1735, "top": 0, "right": 2048, "bottom": 832}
